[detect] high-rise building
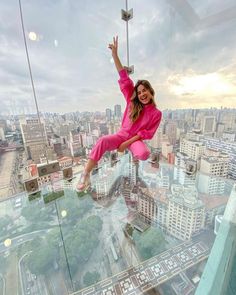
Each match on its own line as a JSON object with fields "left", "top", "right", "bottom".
{"left": 149, "top": 121, "right": 164, "bottom": 149}
{"left": 219, "top": 111, "right": 236, "bottom": 130}
{"left": 165, "top": 120, "right": 177, "bottom": 145}
{"left": 19, "top": 116, "right": 56, "bottom": 163}
{"left": 136, "top": 187, "right": 168, "bottom": 230}
{"left": 114, "top": 104, "right": 122, "bottom": 118}
{"left": 202, "top": 137, "right": 236, "bottom": 180}
{"left": 200, "top": 153, "right": 229, "bottom": 178}
{"left": 197, "top": 173, "right": 226, "bottom": 196}
{"left": 180, "top": 138, "right": 206, "bottom": 161}
{"left": 69, "top": 129, "right": 83, "bottom": 157}
{"left": 99, "top": 123, "right": 108, "bottom": 135}
{"left": 201, "top": 116, "right": 216, "bottom": 135}
{"left": 216, "top": 123, "right": 225, "bottom": 138}
{"left": 137, "top": 185, "right": 205, "bottom": 241}
{"left": 167, "top": 186, "right": 205, "bottom": 240}
{"left": 105, "top": 108, "right": 112, "bottom": 121}
{"left": 198, "top": 153, "right": 229, "bottom": 195}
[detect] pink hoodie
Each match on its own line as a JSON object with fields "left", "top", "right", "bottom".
{"left": 117, "top": 69, "right": 162, "bottom": 140}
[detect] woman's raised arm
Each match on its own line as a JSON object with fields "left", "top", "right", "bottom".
{"left": 108, "top": 36, "right": 123, "bottom": 73}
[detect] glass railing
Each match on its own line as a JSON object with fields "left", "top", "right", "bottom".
{"left": 195, "top": 184, "right": 236, "bottom": 295}
{"left": 1, "top": 1, "right": 236, "bottom": 294}
{"left": 0, "top": 154, "right": 235, "bottom": 295}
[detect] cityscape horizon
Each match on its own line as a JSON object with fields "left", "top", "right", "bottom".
{"left": 0, "top": 0, "right": 236, "bottom": 294}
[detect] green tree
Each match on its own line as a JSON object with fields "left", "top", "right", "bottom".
{"left": 133, "top": 227, "right": 166, "bottom": 260}
{"left": 83, "top": 271, "right": 100, "bottom": 287}
{"left": 26, "top": 242, "right": 56, "bottom": 275}
{"left": 64, "top": 215, "right": 103, "bottom": 264}
{"left": 21, "top": 206, "right": 54, "bottom": 224}
{"left": 47, "top": 228, "right": 61, "bottom": 247}
{"left": 58, "top": 195, "right": 93, "bottom": 226}
{"left": 86, "top": 216, "right": 103, "bottom": 233}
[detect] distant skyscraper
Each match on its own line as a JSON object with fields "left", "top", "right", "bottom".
{"left": 216, "top": 123, "right": 225, "bottom": 138}
{"left": 149, "top": 121, "right": 164, "bottom": 149}
{"left": 69, "top": 129, "right": 83, "bottom": 157}
{"left": 105, "top": 108, "right": 112, "bottom": 121}
{"left": 219, "top": 111, "right": 236, "bottom": 130}
{"left": 99, "top": 123, "right": 108, "bottom": 135}
{"left": 201, "top": 116, "right": 216, "bottom": 135}
{"left": 114, "top": 104, "right": 122, "bottom": 118}
{"left": 165, "top": 120, "right": 177, "bottom": 145}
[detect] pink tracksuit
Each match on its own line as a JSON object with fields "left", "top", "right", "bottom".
{"left": 89, "top": 69, "right": 162, "bottom": 162}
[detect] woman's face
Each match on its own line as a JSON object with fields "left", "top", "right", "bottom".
{"left": 137, "top": 84, "right": 153, "bottom": 105}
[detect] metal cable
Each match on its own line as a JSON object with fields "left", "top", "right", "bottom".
{"left": 18, "top": 0, "right": 49, "bottom": 163}
{"left": 125, "top": 0, "right": 130, "bottom": 67}
{"left": 54, "top": 201, "right": 74, "bottom": 293}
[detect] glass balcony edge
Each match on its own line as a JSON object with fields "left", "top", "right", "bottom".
{"left": 195, "top": 185, "right": 236, "bottom": 295}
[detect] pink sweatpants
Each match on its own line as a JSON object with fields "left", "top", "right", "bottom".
{"left": 89, "top": 133, "right": 150, "bottom": 162}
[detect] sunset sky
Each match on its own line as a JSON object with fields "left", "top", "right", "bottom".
{"left": 0, "top": 0, "right": 236, "bottom": 115}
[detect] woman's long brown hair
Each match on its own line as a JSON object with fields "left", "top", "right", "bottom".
{"left": 129, "top": 80, "right": 156, "bottom": 123}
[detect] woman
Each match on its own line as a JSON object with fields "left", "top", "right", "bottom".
{"left": 76, "top": 36, "right": 162, "bottom": 191}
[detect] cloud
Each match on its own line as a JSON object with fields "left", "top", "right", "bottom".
{"left": 0, "top": 0, "right": 236, "bottom": 114}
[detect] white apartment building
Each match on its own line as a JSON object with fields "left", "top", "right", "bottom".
{"left": 137, "top": 185, "right": 205, "bottom": 241}
{"left": 69, "top": 130, "right": 83, "bottom": 157}
{"left": 137, "top": 188, "right": 168, "bottom": 231}
{"left": 198, "top": 153, "right": 229, "bottom": 196}
{"left": 136, "top": 189, "right": 155, "bottom": 221}
{"left": 197, "top": 173, "right": 226, "bottom": 196}
{"left": 156, "top": 175, "right": 170, "bottom": 189}
{"left": 200, "top": 154, "right": 229, "bottom": 177}
{"left": 167, "top": 186, "right": 205, "bottom": 240}
{"left": 180, "top": 138, "right": 206, "bottom": 161}
{"left": 202, "top": 137, "right": 236, "bottom": 180}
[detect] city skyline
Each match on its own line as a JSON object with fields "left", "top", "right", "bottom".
{"left": 1, "top": 106, "right": 236, "bottom": 118}
{"left": 0, "top": 0, "right": 236, "bottom": 115}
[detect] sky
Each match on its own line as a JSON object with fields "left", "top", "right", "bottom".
{"left": 0, "top": 0, "right": 236, "bottom": 115}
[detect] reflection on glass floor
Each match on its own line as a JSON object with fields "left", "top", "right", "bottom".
{"left": 0, "top": 154, "right": 235, "bottom": 295}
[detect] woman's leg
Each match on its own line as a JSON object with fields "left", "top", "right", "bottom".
{"left": 84, "top": 159, "right": 97, "bottom": 174}
{"left": 89, "top": 134, "right": 125, "bottom": 162}
{"left": 128, "top": 140, "right": 150, "bottom": 161}
{"left": 77, "top": 134, "right": 125, "bottom": 190}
